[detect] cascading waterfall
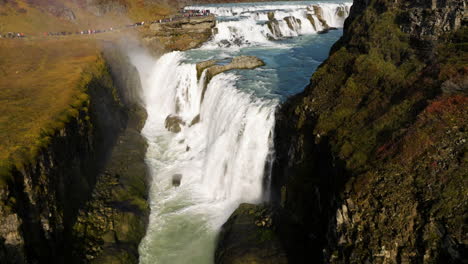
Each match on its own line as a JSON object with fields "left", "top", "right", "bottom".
{"left": 134, "top": 52, "right": 276, "bottom": 264}
{"left": 134, "top": 1, "right": 352, "bottom": 263}
{"left": 186, "top": 1, "right": 352, "bottom": 47}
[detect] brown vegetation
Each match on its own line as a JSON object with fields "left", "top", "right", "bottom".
{"left": 0, "top": 39, "right": 99, "bottom": 166}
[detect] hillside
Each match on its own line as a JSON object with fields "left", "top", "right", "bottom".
{"left": 0, "top": 0, "right": 295, "bottom": 34}
{"left": 0, "top": 39, "right": 100, "bottom": 176}
{"left": 215, "top": 0, "right": 467, "bottom": 263}
{"left": 272, "top": 0, "right": 467, "bottom": 262}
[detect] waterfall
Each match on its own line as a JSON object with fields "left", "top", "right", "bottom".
{"left": 133, "top": 1, "right": 352, "bottom": 263}
{"left": 135, "top": 52, "right": 276, "bottom": 263}
{"left": 186, "top": 1, "right": 352, "bottom": 47}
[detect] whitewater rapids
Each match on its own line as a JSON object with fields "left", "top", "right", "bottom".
{"left": 134, "top": 52, "right": 276, "bottom": 263}
{"left": 132, "top": 1, "right": 352, "bottom": 263}
{"left": 186, "top": 1, "right": 352, "bottom": 47}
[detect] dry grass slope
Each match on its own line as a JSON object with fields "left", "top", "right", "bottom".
{"left": 0, "top": 39, "right": 99, "bottom": 172}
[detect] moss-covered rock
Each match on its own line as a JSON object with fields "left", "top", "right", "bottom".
{"left": 215, "top": 204, "right": 288, "bottom": 264}
{"left": 270, "top": 0, "right": 467, "bottom": 263}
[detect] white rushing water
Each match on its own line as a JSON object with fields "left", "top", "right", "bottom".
{"left": 134, "top": 52, "right": 276, "bottom": 264}
{"left": 186, "top": 1, "right": 352, "bottom": 47}
{"left": 133, "top": 1, "right": 352, "bottom": 263}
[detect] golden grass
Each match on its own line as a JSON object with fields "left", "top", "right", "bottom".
{"left": 0, "top": 39, "right": 99, "bottom": 164}
{"left": 0, "top": 0, "right": 178, "bottom": 183}
{"left": 0, "top": 0, "right": 176, "bottom": 34}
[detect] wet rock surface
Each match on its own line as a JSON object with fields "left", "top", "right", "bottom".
{"left": 0, "top": 56, "right": 128, "bottom": 264}
{"left": 165, "top": 115, "right": 185, "bottom": 133}
{"left": 221, "top": 0, "right": 467, "bottom": 263}
{"left": 197, "top": 56, "right": 265, "bottom": 102}
{"left": 141, "top": 16, "right": 216, "bottom": 53}
{"left": 72, "top": 110, "right": 149, "bottom": 263}
{"left": 215, "top": 204, "right": 288, "bottom": 264}
{"left": 70, "top": 44, "right": 150, "bottom": 264}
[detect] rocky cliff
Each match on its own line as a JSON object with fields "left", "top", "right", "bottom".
{"left": 217, "top": 0, "right": 467, "bottom": 263}
{"left": 0, "top": 57, "right": 127, "bottom": 263}
{"left": 140, "top": 15, "right": 216, "bottom": 53}
{"left": 0, "top": 44, "right": 148, "bottom": 264}
{"left": 70, "top": 43, "right": 149, "bottom": 264}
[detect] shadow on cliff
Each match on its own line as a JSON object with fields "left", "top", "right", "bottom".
{"left": 271, "top": 94, "right": 351, "bottom": 263}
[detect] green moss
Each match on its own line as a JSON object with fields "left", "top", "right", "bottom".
{"left": 257, "top": 228, "right": 275, "bottom": 243}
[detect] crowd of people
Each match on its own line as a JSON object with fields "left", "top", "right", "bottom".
{"left": 0, "top": 32, "right": 26, "bottom": 38}
{"left": 0, "top": 9, "right": 212, "bottom": 39}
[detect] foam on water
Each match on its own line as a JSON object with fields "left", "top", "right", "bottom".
{"left": 134, "top": 1, "right": 352, "bottom": 263}
{"left": 134, "top": 52, "right": 276, "bottom": 264}
{"left": 186, "top": 1, "right": 352, "bottom": 47}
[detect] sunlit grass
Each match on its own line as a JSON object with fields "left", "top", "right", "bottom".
{"left": 0, "top": 39, "right": 99, "bottom": 167}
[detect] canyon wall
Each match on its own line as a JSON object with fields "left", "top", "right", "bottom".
{"left": 0, "top": 45, "right": 148, "bottom": 264}
{"left": 140, "top": 15, "right": 216, "bottom": 53}
{"left": 272, "top": 0, "right": 467, "bottom": 263}
{"left": 216, "top": 0, "right": 466, "bottom": 263}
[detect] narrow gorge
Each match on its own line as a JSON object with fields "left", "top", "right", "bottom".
{"left": 0, "top": 0, "right": 465, "bottom": 263}
{"left": 132, "top": 2, "right": 352, "bottom": 263}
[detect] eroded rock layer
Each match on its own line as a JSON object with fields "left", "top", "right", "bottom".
{"left": 272, "top": 0, "right": 467, "bottom": 263}
{"left": 216, "top": 0, "right": 467, "bottom": 263}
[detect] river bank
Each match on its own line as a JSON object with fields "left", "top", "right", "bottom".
{"left": 0, "top": 15, "right": 216, "bottom": 261}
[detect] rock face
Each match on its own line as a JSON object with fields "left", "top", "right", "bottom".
{"left": 313, "top": 5, "right": 329, "bottom": 30}
{"left": 165, "top": 115, "right": 185, "bottom": 133}
{"left": 217, "top": 0, "right": 467, "bottom": 263}
{"left": 0, "top": 58, "right": 127, "bottom": 264}
{"left": 0, "top": 45, "right": 149, "bottom": 264}
{"left": 141, "top": 16, "right": 216, "bottom": 53}
{"left": 270, "top": 0, "right": 467, "bottom": 263}
{"left": 197, "top": 56, "right": 265, "bottom": 102}
{"left": 215, "top": 204, "right": 288, "bottom": 264}
{"left": 284, "top": 16, "right": 302, "bottom": 32}
{"left": 267, "top": 12, "right": 283, "bottom": 39}
{"left": 70, "top": 45, "right": 149, "bottom": 264}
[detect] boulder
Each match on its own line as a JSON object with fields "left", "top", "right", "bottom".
{"left": 164, "top": 115, "right": 185, "bottom": 133}
{"left": 336, "top": 6, "right": 346, "bottom": 18}
{"left": 196, "top": 56, "right": 265, "bottom": 103}
{"left": 215, "top": 203, "right": 288, "bottom": 264}
{"left": 313, "top": 5, "right": 329, "bottom": 30}
{"left": 267, "top": 11, "right": 275, "bottom": 21}
{"left": 172, "top": 174, "right": 182, "bottom": 187}
{"left": 284, "top": 16, "right": 302, "bottom": 32}
{"left": 189, "top": 114, "right": 201, "bottom": 127}
{"left": 267, "top": 20, "right": 282, "bottom": 39}
{"left": 306, "top": 14, "right": 317, "bottom": 31}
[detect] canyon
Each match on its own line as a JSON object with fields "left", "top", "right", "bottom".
{"left": 0, "top": 0, "right": 466, "bottom": 263}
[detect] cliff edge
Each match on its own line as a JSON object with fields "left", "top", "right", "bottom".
{"left": 217, "top": 0, "right": 467, "bottom": 263}
{"left": 273, "top": 0, "right": 467, "bottom": 263}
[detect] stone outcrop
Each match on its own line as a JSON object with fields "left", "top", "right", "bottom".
{"left": 165, "top": 115, "right": 185, "bottom": 133}
{"left": 267, "top": 12, "right": 283, "bottom": 39}
{"left": 70, "top": 44, "right": 149, "bottom": 264}
{"left": 196, "top": 56, "right": 265, "bottom": 102}
{"left": 0, "top": 58, "right": 127, "bottom": 264}
{"left": 313, "top": 5, "right": 330, "bottom": 30}
{"left": 284, "top": 16, "right": 302, "bottom": 32}
{"left": 141, "top": 15, "right": 216, "bottom": 53}
{"left": 215, "top": 204, "right": 288, "bottom": 264}
{"left": 0, "top": 44, "right": 149, "bottom": 264}
{"left": 217, "top": 0, "right": 467, "bottom": 263}
{"left": 306, "top": 14, "right": 317, "bottom": 31}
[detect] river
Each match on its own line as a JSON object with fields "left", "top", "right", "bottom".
{"left": 131, "top": 1, "right": 352, "bottom": 263}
